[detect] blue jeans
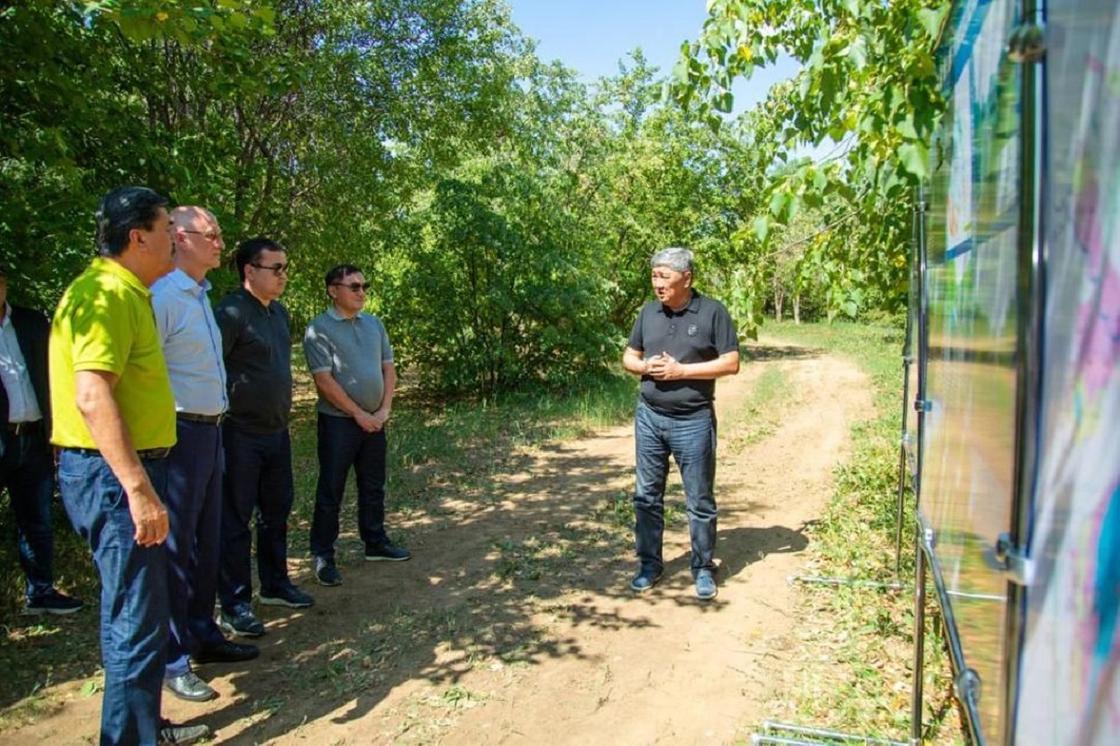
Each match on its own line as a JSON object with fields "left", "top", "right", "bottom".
{"left": 58, "top": 450, "right": 169, "bottom": 746}
{"left": 309, "top": 414, "right": 389, "bottom": 561}
{"left": 164, "top": 419, "right": 226, "bottom": 678}
{"left": 0, "top": 426, "right": 55, "bottom": 600}
{"left": 633, "top": 400, "right": 718, "bottom": 576}
{"left": 219, "top": 423, "right": 295, "bottom": 614}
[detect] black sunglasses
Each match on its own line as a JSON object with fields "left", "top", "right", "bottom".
{"left": 250, "top": 262, "right": 289, "bottom": 276}
{"left": 332, "top": 281, "right": 370, "bottom": 292}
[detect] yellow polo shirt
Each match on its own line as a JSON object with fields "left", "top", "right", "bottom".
{"left": 49, "top": 257, "right": 176, "bottom": 450}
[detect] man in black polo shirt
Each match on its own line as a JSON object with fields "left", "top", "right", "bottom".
{"left": 215, "top": 237, "right": 314, "bottom": 638}
{"left": 622, "top": 247, "right": 739, "bottom": 600}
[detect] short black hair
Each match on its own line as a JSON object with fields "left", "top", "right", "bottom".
{"left": 325, "top": 264, "right": 362, "bottom": 289}
{"left": 95, "top": 186, "right": 169, "bottom": 257}
{"left": 235, "top": 237, "right": 286, "bottom": 281}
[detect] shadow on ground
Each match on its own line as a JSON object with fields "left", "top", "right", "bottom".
{"left": 0, "top": 350, "right": 806, "bottom": 742}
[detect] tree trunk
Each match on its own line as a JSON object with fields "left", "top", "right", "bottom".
{"left": 774, "top": 286, "right": 784, "bottom": 322}
{"left": 793, "top": 293, "right": 801, "bottom": 324}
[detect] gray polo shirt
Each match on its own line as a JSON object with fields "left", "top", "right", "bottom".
{"left": 303, "top": 307, "right": 394, "bottom": 417}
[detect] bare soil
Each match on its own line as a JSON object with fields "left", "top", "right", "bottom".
{"left": 0, "top": 339, "right": 872, "bottom": 745}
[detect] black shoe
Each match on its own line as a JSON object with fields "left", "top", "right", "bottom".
{"left": 192, "top": 639, "right": 259, "bottom": 664}
{"left": 164, "top": 671, "right": 217, "bottom": 702}
{"left": 218, "top": 609, "right": 265, "bottom": 638}
{"left": 158, "top": 719, "right": 211, "bottom": 744}
{"left": 315, "top": 558, "right": 342, "bottom": 586}
{"left": 629, "top": 568, "right": 662, "bottom": 593}
{"left": 364, "top": 542, "right": 411, "bottom": 562}
{"left": 25, "top": 589, "right": 83, "bottom": 615}
{"left": 259, "top": 585, "right": 315, "bottom": 608}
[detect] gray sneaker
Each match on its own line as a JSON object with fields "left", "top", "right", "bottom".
{"left": 158, "top": 719, "right": 211, "bottom": 744}
{"left": 629, "top": 568, "right": 662, "bottom": 593}
{"left": 695, "top": 569, "right": 718, "bottom": 601}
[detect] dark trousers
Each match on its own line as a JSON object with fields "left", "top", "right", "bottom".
{"left": 164, "top": 419, "right": 226, "bottom": 678}
{"left": 219, "top": 422, "right": 294, "bottom": 614}
{"left": 633, "top": 400, "right": 718, "bottom": 576}
{"left": 309, "top": 413, "right": 389, "bottom": 561}
{"left": 58, "top": 450, "right": 168, "bottom": 746}
{"left": 0, "top": 425, "right": 55, "bottom": 600}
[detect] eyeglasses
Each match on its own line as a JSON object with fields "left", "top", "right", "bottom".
{"left": 180, "top": 229, "right": 223, "bottom": 242}
{"left": 332, "top": 282, "right": 370, "bottom": 292}
{"left": 250, "top": 262, "right": 289, "bottom": 276}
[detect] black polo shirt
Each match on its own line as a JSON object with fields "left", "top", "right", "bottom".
{"left": 215, "top": 288, "right": 293, "bottom": 434}
{"left": 627, "top": 290, "right": 739, "bottom": 416}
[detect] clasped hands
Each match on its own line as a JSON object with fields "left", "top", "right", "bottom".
{"left": 644, "top": 351, "right": 686, "bottom": 380}
{"left": 355, "top": 407, "right": 390, "bottom": 433}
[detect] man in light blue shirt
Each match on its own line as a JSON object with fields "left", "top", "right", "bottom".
{"left": 152, "top": 206, "right": 258, "bottom": 704}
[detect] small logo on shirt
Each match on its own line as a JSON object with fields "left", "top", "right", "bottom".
{"left": 687, "top": 324, "right": 698, "bottom": 336}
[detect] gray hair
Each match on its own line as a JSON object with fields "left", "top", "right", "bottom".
{"left": 650, "top": 247, "right": 693, "bottom": 273}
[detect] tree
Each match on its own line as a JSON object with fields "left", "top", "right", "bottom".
{"left": 670, "top": 0, "right": 949, "bottom": 323}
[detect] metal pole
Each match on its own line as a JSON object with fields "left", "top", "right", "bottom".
{"left": 893, "top": 363, "right": 909, "bottom": 579}
{"left": 910, "top": 527, "right": 927, "bottom": 746}
{"left": 1001, "top": 2, "right": 1047, "bottom": 744}
{"left": 909, "top": 181, "right": 930, "bottom": 746}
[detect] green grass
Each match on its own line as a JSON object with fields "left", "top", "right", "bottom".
{"left": 760, "top": 320, "right": 962, "bottom": 744}
{"left": 725, "top": 364, "right": 796, "bottom": 451}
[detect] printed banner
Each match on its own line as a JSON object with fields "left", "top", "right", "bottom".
{"left": 921, "top": 0, "right": 1022, "bottom": 741}
{"left": 1015, "top": 1, "right": 1120, "bottom": 743}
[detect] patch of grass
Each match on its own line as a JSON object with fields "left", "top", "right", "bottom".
{"left": 759, "top": 320, "right": 962, "bottom": 744}
{"left": 725, "top": 365, "right": 796, "bottom": 451}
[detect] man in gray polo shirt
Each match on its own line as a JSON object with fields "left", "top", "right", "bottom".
{"left": 303, "top": 264, "right": 410, "bottom": 586}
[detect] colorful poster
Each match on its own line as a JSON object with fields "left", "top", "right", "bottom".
{"left": 1015, "top": 1, "right": 1120, "bottom": 743}
{"left": 920, "top": 0, "right": 1022, "bottom": 741}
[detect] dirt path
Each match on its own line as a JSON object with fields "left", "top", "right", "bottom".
{"left": 1, "top": 339, "right": 871, "bottom": 745}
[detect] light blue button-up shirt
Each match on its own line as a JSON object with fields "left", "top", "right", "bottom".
{"left": 151, "top": 269, "right": 228, "bottom": 416}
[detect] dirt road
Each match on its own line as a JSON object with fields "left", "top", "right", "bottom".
{"left": 1, "top": 339, "right": 871, "bottom": 745}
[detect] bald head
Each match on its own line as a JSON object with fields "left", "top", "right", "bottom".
{"left": 170, "top": 205, "right": 224, "bottom": 281}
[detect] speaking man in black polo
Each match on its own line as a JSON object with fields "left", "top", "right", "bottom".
{"left": 622, "top": 247, "right": 739, "bottom": 601}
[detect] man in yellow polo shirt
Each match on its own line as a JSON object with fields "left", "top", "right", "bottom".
{"left": 50, "top": 186, "right": 208, "bottom": 746}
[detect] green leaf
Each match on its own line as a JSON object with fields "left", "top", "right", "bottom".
{"left": 848, "top": 36, "right": 868, "bottom": 70}
{"left": 812, "top": 168, "right": 828, "bottom": 191}
{"left": 769, "top": 189, "right": 789, "bottom": 218}
{"left": 898, "top": 142, "right": 929, "bottom": 179}
{"left": 753, "top": 216, "right": 770, "bottom": 242}
{"left": 896, "top": 116, "right": 918, "bottom": 140}
{"left": 917, "top": 7, "right": 949, "bottom": 41}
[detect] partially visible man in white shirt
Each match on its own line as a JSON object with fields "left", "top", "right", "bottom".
{"left": 0, "top": 265, "right": 82, "bottom": 615}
